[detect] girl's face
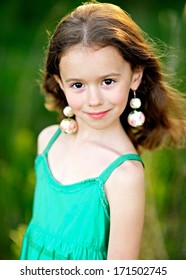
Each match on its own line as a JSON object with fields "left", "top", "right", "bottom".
{"left": 55, "top": 45, "right": 143, "bottom": 131}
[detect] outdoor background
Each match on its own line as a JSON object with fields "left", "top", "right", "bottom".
{"left": 0, "top": 0, "right": 186, "bottom": 259}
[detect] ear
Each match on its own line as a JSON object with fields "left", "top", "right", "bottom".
{"left": 130, "top": 67, "right": 143, "bottom": 91}
{"left": 54, "top": 74, "right": 64, "bottom": 91}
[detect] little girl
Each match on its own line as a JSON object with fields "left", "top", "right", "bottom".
{"left": 20, "top": 1, "right": 185, "bottom": 260}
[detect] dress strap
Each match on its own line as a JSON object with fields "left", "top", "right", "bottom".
{"left": 99, "top": 154, "right": 144, "bottom": 184}
{"left": 43, "top": 127, "right": 61, "bottom": 156}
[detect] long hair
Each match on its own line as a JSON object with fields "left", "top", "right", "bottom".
{"left": 42, "top": 1, "right": 186, "bottom": 151}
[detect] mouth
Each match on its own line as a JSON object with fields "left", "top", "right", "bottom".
{"left": 85, "top": 109, "right": 111, "bottom": 119}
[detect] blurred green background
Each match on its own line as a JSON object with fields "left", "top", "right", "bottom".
{"left": 0, "top": 0, "right": 186, "bottom": 259}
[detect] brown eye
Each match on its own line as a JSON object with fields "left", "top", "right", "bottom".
{"left": 103, "top": 79, "right": 115, "bottom": 85}
{"left": 72, "top": 82, "right": 83, "bottom": 88}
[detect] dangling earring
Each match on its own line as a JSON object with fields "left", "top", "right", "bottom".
{"left": 60, "top": 106, "right": 78, "bottom": 134}
{"left": 127, "top": 91, "right": 145, "bottom": 127}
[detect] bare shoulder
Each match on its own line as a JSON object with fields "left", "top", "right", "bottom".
{"left": 37, "top": 124, "right": 59, "bottom": 154}
{"left": 106, "top": 159, "right": 145, "bottom": 201}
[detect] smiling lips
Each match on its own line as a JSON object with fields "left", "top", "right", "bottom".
{"left": 86, "top": 109, "right": 111, "bottom": 119}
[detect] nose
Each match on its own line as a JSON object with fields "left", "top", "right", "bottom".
{"left": 87, "top": 87, "right": 104, "bottom": 107}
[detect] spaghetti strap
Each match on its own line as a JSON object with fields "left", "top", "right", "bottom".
{"left": 43, "top": 127, "right": 61, "bottom": 156}
{"left": 99, "top": 154, "right": 144, "bottom": 183}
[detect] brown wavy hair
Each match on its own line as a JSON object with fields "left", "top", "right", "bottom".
{"left": 42, "top": 1, "right": 186, "bottom": 151}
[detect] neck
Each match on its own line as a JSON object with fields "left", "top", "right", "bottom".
{"left": 72, "top": 118, "right": 127, "bottom": 143}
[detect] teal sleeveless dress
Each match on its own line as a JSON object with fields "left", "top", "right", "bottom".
{"left": 20, "top": 127, "right": 143, "bottom": 260}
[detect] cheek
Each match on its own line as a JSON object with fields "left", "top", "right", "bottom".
{"left": 110, "top": 89, "right": 129, "bottom": 108}
{"left": 65, "top": 94, "right": 83, "bottom": 113}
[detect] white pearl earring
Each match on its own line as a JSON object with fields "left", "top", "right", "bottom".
{"left": 127, "top": 91, "right": 145, "bottom": 127}
{"left": 60, "top": 106, "right": 78, "bottom": 134}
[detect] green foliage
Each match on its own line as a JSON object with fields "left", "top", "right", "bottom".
{"left": 0, "top": 0, "right": 185, "bottom": 259}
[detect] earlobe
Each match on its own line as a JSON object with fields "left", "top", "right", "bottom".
{"left": 54, "top": 74, "right": 64, "bottom": 91}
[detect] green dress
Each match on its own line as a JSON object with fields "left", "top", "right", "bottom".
{"left": 20, "top": 127, "right": 143, "bottom": 260}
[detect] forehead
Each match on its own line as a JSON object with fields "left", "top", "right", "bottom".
{"left": 59, "top": 44, "right": 130, "bottom": 74}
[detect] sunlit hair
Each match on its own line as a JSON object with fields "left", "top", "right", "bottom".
{"left": 42, "top": 1, "right": 185, "bottom": 151}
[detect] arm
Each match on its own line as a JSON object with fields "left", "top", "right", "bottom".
{"left": 106, "top": 161, "right": 145, "bottom": 260}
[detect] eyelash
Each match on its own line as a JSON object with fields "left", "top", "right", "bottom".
{"left": 70, "top": 79, "right": 116, "bottom": 89}
{"left": 71, "top": 82, "right": 83, "bottom": 89}
{"left": 102, "top": 79, "right": 115, "bottom": 85}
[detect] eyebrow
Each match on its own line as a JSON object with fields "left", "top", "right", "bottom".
{"left": 65, "top": 73, "right": 121, "bottom": 83}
